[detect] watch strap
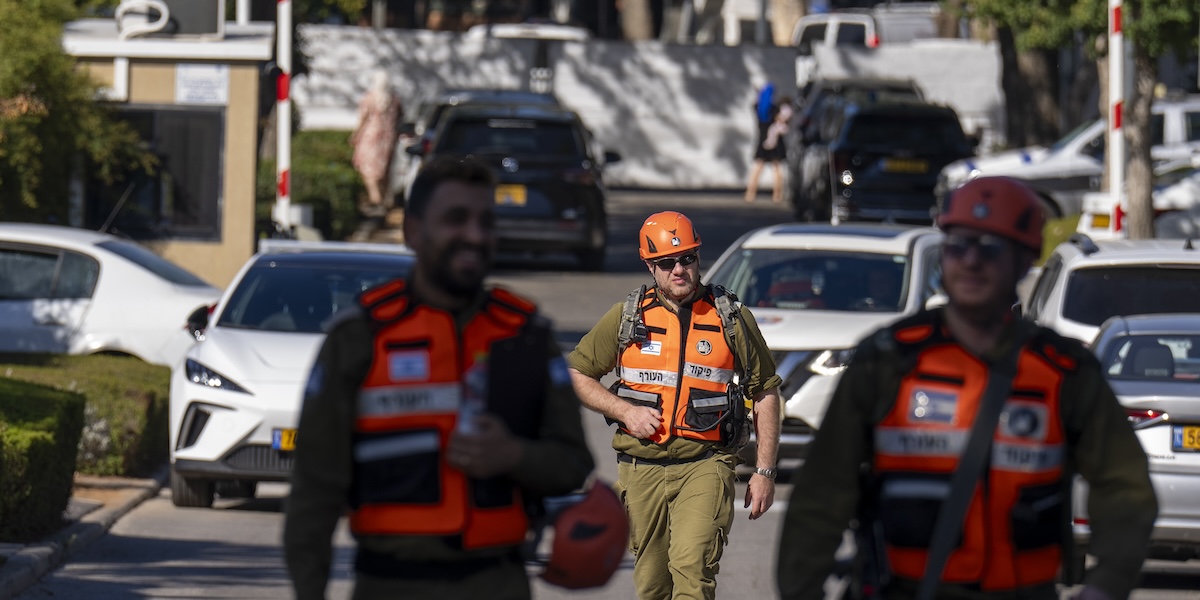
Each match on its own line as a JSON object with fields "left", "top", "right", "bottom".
{"left": 754, "top": 467, "right": 777, "bottom": 480}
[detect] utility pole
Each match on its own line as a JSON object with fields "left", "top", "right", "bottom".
{"left": 1108, "top": 0, "right": 1124, "bottom": 236}
{"left": 273, "top": 0, "right": 293, "bottom": 235}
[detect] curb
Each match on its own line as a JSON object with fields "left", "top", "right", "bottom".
{"left": 0, "top": 468, "right": 167, "bottom": 600}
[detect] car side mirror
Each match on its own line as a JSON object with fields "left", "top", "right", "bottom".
{"left": 604, "top": 150, "right": 622, "bottom": 164}
{"left": 187, "top": 305, "right": 211, "bottom": 339}
{"left": 397, "top": 122, "right": 416, "bottom": 136}
{"left": 405, "top": 144, "right": 425, "bottom": 156}
{"left": 966, "top": 133, "right": 981, "bottom": 152}
{"left": 924, "top": 293, "right": 948, "bottom": 311}
{"left": 1011, "top": 302, "right": 1024, "bottom": 318}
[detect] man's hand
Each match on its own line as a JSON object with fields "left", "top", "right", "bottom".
{"left": 744, "top": 472, "right": 775, "bottom": 519}
{"left": 622, "top": 405, "right": 664, "bottom": 439}
{"left": 448, "top": 414, "right": 522, "bottom": 478}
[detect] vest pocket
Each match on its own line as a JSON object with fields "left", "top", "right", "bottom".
{"left": 352, "top": 429, "right": 441, "bottom": 505}
{"left": 878, "top": 474, "right": 953, "bottom": 549}
{"left": 685, "top": 389, "right": 727, "bottom": 431}
{"left": 1010, "top": 482, "right": 1063, "bottom": 550}
{"left": 612, "top": 383, "right": 662, "bottom": 409}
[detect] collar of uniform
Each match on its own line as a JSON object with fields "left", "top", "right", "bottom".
{"left": 408, "top": 282, "right": 489, "bottom": 326}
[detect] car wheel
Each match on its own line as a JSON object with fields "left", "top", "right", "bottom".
{"left": 170, "top": 468, "right": 215, "bottom": 508}
{"left": 216, "top": 480, "right": 257, "bottom": 499}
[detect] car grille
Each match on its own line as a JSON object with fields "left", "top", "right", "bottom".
{"left": 223, "top": 445, "right": 294, "bottom": 474}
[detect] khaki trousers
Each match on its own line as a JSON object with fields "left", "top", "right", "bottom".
{"left": 615, "top": 453, "right": 736, "bottom": 600}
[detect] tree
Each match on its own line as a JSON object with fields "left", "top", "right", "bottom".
{"left": 0, "top": 0, "right": 151, "bottom": 223}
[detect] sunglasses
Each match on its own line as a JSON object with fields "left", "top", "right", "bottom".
{"left": 942, "top": 234, "right": 1009, "bottom": 261}
{"left": 650, "top": 252, "right": 699, "bottom": 271}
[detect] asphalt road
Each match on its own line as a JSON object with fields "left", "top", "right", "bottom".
{"left": 15, "top": 191, "right": 1200, "bottom": 599}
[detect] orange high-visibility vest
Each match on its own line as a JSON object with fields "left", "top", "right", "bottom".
{"left": 873, "top": 321, "right": 1071, "bottom": 590}
{"left": 615, "top": 287, "right": 736, "bottom": 444}
{"left": 348, "top": 280, "right": 536, "bottom": 549}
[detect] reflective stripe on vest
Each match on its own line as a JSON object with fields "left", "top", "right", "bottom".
{"left": 349, "top": 284, "right": 532, "bottom": 549}
{"left": 617, "top": 289, "right": 735, "bottom": 444}
{"left": 874, "top": 336, "right": 1067, "bottom": 590}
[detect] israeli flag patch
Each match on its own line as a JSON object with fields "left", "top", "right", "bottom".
{"left": 388, "top": 350, "right": 429, "bottom": 381}
{"left": 640, "top": 340, "right": 662, "bottom": 355}
{"left": 549, "top": 355, "right": 571, "bottom": 386}
{"left": 908, "top": 388, "right": 958, "bottom": 424}
{"left": 304, "top": 363, "right": 324, "bottom": 400}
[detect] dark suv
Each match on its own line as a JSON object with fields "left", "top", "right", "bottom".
{"left": 410, "top": 104, "right": 620, "bottom": 271}
{"left": 796, "top": 100, "right": 974, "bottom": 224}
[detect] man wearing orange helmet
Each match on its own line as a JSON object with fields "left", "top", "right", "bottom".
{"left": 568, "top": 210, "right": 782, "bottom": 599}
{"left": 777, "top": 177, "right": 1157, "bottom": 600}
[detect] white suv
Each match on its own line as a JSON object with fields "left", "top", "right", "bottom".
{"left": 1023, "top": 233, "right": 1200, "bottom": 345}
{"left": 938, "top": 95, "right": 1200, "bottom": 217}
{"left": 703, "top": 223, "right": 945, "bottom": 455}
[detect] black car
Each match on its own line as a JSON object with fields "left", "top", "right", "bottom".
{"left": 409, "top": 104, "right": 621, "bottom": 271}
{"left": 795, "top": 100, "right": 974, "bottom": 224}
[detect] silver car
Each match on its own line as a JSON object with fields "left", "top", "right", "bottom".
{"left": 1074, "top": 313, "right": 1200, "bottom": 565}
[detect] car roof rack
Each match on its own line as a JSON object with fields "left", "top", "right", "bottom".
{"left": 1068, "top": 233, "right": 1100, "bottom": 255}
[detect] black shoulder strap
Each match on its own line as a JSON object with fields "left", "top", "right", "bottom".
{"left": 916, "top": 326, "right": 1031, "bottom": 600}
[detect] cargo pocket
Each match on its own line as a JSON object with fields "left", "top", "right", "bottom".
{"left": 878, "top": 474, "right": 952, "bottom": 549}
{"left": 684, "top": 389, "right": 727, "bottom": 431}
{"left": 1011, "top": 482, "right": 1063, "bottom": 550}
{"left": 352, "top": 429, "right": 441, "bottom": 505}
{"left": 612, "top": 383, "right": 661, "bottom": 410}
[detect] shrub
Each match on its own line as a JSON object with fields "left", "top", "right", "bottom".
{"left": 256, "top": 130, "right": 364, "bottom": 242}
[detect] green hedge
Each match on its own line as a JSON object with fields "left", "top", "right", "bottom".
{"left": 257, "top": 130, "right": 364, "bottom": 242}
{"left": 0, "top": 377, "right": 85, "bottom": 542}
{"left": 0, "top": 353, "right": 169, "bottom": 477}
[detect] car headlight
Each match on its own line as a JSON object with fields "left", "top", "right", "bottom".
{"left": 185, "top": 359, "right": 251, "bottom": 394}
{"left": 808, "top": 349, "right": 856, "bottom": 377}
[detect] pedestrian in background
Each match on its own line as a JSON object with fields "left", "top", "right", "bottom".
{"left": 568, "top": 210, "right": 782, "bottom": 600}
{"left": 350, "top": 69, "right": 404, "bottom": 217}
{"left": 283, "top": 156, "right": 595, "bottom": 600}
{"left": 745, "top": 84, "right": 788, "bottom": 204}
{"left": 777, "top": 176, "right": 1157, "bottom": 600}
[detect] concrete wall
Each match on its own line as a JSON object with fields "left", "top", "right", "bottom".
{"left": 293, "top": 25, "right": 1003, "bottom": 189}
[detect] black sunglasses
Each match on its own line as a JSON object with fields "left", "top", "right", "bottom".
{"left": 942, "top": 234, "right": 1009, "bottom": 261}
{"left": 650, "top": 252, "right": 699, "bottom": 271}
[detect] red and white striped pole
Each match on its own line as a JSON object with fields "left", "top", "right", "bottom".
{"left": 274, "top": 0, "right": 292, "bottom": 233}
{"left": 1109, "top": 0, "right": 1125, "bottom": 236}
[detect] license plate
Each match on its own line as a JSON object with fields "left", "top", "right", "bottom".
{"left": 1091, "top": 214, "right": 1111, "bottom": 229}
{"left": 272, "top": 428, "right": 297, "bottom": 451}
{"left": 882, "top": 158, "right": 928, "bottom": 174}
{"left": 1172, "top": 425, "right": 1200, "bottom": 451}
{"left": 495, "top": 184, "right": 527, "bottom": 206}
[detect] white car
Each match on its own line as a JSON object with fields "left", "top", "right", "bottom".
{"left": 1023, "top": 233, "right": 1200, "bottom": 345}
{"left": 704, "top": 223, "right": 945, "bottom": 454}
{"left": 169, "top": 241, "right": 414, "bottom": 507}
{"left": 1077, "top": 155, "right": 1200, "bottom": 240}
{"left": 937, "top": 95, "right": 1200, "bottom": 217}
{"left": 0, "top": 223, "right": 220, "bottom": 367}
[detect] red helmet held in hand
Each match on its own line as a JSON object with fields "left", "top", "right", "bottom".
{"left": 538, "top": 480, "right": 629, "bottom": 590}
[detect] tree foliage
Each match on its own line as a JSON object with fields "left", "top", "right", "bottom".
{"left": 1, "top": 0, "right": 152, "bottom": 222}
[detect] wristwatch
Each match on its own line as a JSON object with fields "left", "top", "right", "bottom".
{"left": 754, "top": 467, "right": 778, "bottom": 481}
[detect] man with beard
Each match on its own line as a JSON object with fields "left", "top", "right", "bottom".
{"left": 568, "top": 211, "right": 782, "bottom": 600}
{"left": 777, "top": 177, "right": 1156, "bottom": 600}
{"left": 284, "top": 157, "right": 594, "bottom": 600}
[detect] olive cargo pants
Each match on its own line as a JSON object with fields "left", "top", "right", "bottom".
{"left": 615, "top": 453, "right": 737, "bottom": 600}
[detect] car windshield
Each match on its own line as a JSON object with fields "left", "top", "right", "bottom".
{"left": 96, "top": 240, "right": 210, "bottom": 287}
{"left": 217, "top": 260, "right": 411, "bottom": 333}
{"left": 1101, "top": 333, "right": 1200, "bottom": 381}
{"left": 1063, "top": 266, "right": 1200, "bottom": 326}
{"left": 706, "top": 248, "right": 909, "bottom": 312}
{"left": 1047, "top": 120, "right": 1097, "bottom": 154}
{"left": 843, "top": 114, "right": 966, "bottom": 153}
{"left": 437, "top": 118, "right": 582, "bottom": 157}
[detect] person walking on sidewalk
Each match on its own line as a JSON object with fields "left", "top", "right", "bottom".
{"left": 777, "top": 176, "right": 1157, "bottom": 600}
{"left": 568, "top": 210, "right": 782, "bottom": 600}
{"left": 283, "top": 156, "right": 595, "bottom": 600}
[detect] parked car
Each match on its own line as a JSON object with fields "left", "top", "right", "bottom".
{"left": 168, "top": 241, "right": 414, "bottom": 508}
{"left": 1077, "top": 154, "right": 1200, "bottom": 240}
{"left": 407, "top": 103, "right": 620, "bottom": 270}
{"left": 938, "top": 94, "right": 1200, "bottom": 217}
{"left": 1073, "top": 313, "right": 1200, "bottom": 569}
{"left": 0, "top": 223, "right": 220, "bottom": 367}
{"left": 1023, "top": 233, "right": 1200, "bottom": 344}
{"left": 791, "top": 3, "right": 941, "bottom": 85}
{"left": 794, "top": 99, "right": 973, "bottom": 224}
{"left": 703, "top": 223, "right": 945, "bottom": 455}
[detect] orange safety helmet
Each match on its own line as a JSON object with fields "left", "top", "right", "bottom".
{"left": 538, "top": 480, "right": 629, "bottom": 590}
{"left": 939, "top": 176, "right": 1044, "bottom": 252}
{"left": 639, "top": 211, "right": 701, "bottom": 259}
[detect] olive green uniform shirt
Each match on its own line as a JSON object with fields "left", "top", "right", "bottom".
{"left": 568, "top": 285, "right": 782, "bottom": 460}
{"left": 777, "top": 310, "right": 1157, "bottom": 600}
{"left": 283, "top": 288, "right": 594, "bottom": 600}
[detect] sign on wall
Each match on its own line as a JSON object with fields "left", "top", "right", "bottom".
{"left": 175, "top": 63, "right": 229, "bottom": 105}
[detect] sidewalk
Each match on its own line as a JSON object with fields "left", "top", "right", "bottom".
{"left": 0, "top": 469, "right": 166, "bottom": 600}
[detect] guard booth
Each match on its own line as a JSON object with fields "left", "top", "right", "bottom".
{"left": 61, "top": 0, "right": 274, "bottom": 288}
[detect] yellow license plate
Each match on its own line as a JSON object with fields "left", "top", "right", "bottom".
{"left": 272, "top": 428, "right": 297, "bottom": 451}
{"left": 1174, "top": 426, "right": 1200, "bottom": 451}
{"left": 882, "top": 158, "right": 929, "bottom": 174}
{"left": 495, "top": 184, "right": 527, "bottom": 206}
{"left": 1091, "top": 214, "right": 1111, "bottom": 229}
